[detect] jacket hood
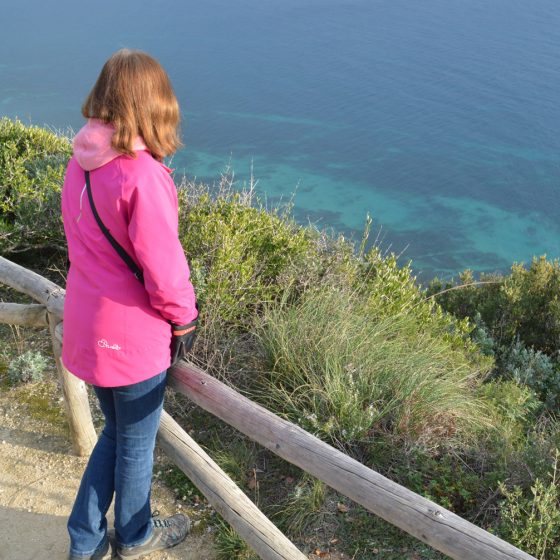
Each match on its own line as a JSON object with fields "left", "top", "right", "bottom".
{"left": 73, "top": 119, "right": 148, "bottom": 171}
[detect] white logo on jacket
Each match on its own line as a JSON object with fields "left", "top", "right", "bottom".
{"left": 97, "top": 339, "right": 122, "bottom": 351}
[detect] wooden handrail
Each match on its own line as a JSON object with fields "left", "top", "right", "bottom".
{"left": 0, "top": 302, "right": 48, "bottom": 327}
{"left": 159, "top": 411, "right": 306, "bottom": 560}
{"left": 168, "top": 361, "right": 536, "bottom": 560}
{"left": 0, "top": 256, "right": 65, "bottom": 320}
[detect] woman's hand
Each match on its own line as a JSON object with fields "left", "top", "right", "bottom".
{"left": 170, "top": 318, "right": 198, "bottom": 366}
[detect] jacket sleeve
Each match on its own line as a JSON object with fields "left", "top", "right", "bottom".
{"left": 126, "top": 166, "right": 198, "bottom": 325}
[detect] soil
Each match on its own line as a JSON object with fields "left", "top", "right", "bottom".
{"left": 0, "top": 381, "right": 218, "bottom": 560}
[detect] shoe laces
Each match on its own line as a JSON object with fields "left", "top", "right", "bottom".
{"left": 150, "top": 510, "right": 186, "bottom": 544}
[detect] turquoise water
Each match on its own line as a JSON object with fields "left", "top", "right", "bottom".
{"left": 1, "top": 0, "right": 559, "bottom": 280}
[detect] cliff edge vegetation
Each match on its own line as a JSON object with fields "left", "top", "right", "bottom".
{"left": 1, "top": 118, "right": 559, "bottom": 559}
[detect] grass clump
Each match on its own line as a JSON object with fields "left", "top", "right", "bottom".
{"left": 255, "top": 286, "right": 491, "bottom": 449}
{"left": 214, "top": 518, "right": 259, "bottom": 560}
{"left": 211, "top": 436, "right": 258, "bottom": 488}
{"left": 273, "top": 475, "right": 327, "bottom": 536}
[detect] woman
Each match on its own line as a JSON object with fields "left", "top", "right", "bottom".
{"left": 61, "top": 49, "right": 198, "bottom": 560}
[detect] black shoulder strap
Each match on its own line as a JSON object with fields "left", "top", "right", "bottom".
{"left": 85, "top": 170, "right": 145, "bottom": 285}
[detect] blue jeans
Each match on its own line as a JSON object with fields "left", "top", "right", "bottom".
{"left": 68, "top": 371, "right": 167, "bottom": 557}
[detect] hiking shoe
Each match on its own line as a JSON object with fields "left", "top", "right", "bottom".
{"left": 68, "top": 537, "right": 115, "bottom": 559}
{"left": 117, "top": 514, "right": 191, "bottom": 559}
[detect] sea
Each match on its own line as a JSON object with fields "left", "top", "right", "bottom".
{"left": 1, "top": 0, "right": 559, "bottom": 282}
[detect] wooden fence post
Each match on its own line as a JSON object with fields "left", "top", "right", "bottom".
{"left": 48, "top": 315, "right": 97, "bottom": 456}
{"left": 0, "top": 257, "right": 97, "bottom": 456}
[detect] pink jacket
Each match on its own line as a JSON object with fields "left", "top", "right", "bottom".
{"left": 61, "top": 119, "right": 198, "bottom": 387}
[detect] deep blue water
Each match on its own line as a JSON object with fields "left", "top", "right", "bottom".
{"left": 1, "top": 0, "right": 559, "bottom": 281}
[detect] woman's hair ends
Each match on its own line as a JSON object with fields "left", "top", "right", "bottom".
{"left": 82, "top": 49, "right": 182, "bottom": 160}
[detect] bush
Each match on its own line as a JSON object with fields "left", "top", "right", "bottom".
{"left": 429, "top": 257, "right": 560, "bottom": 412}
{"left": 352, "top": 240, "right": 487, "bottom": 372}
{"left": 0, "top": 117, "right": 71, "bottom": 254}
{"left": 429, "top": 256, "right": 560, "bottom": 357}
{"left": 391, "top": 447, "right": 501, "bottom": 516}
{"left": 478, "top": 380, "right": 541, "bottom": 451}
{"left": 7, "top": 350, "right": 48, "bottom": 384}
{"left": 500, "top": 339, "right": 560, "bottom": 411}
{"left": 499, "top": 451, "right": 560, "bottom": 560}
{"left": 504, "top": 257, "right": 560, "bottom": 356}
{"left": 178, "top": 181, "right": 316, "bottom": 327}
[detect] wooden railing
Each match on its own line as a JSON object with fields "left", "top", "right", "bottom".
{"left": 0, "top": 255, "right": 536, "bottom": 560}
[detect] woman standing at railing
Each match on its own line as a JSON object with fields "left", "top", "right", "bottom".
{"left": 61, "top": 49, "right": 198, "bottom": 560}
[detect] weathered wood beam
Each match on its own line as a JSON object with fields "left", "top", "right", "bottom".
{"left": 158, "top": 411, "right": 307, "bottom": 560}
{"left": 48, "top": 316, "right": 97, "bottom": 456}
{"left": 0, "top": 302, "right": 49, "bottom": 327}
{"left": 168, "top": 362, "right": 535, "bottom": 560}
{"left": 0, "top": 256, "right": 65, "bottom": 319}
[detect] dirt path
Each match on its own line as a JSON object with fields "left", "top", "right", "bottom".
{"left": 0, "top": 383, "right": 217, "bottom": 560}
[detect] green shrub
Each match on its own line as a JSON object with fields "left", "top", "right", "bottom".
{"left": 392, "top": 447, "right": 499, "bottom": 516}
{"left": 470, "top": 312, "right": 496, "bottom": 357}
{"left": 177, "top": 176, "right": 322, "bottom": 330}
{"left": 7, "top": 350, "right": 48, "bottom": 384}
{"left": 498, "top": 451, "right": 560, "bottom": 560}
{"left": 504, "top": 257, "right": 560, "bottom": 355}
{"left": 500, "top": 339, "right": 560, "bottom": 411}
{"left": 429, "top": 256, "right": 560, "bottom": 357}
{"left": 429, "top": 257, "right": 560, "bottom": 412}
{"left": 0, "top": 117, "right": 71, "bottom": 254}
{"left": 179, "top": 192, "right": 314, "bottom": 326}
{"left": 254, "top": 286, "right": 492, "bottom": 449}
{"left": 478, "top": 380, "right": 541, "bottom": 451}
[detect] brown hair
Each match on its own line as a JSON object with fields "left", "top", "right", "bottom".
{"left": 82, "top": 49, "right": 182, "bottom": 160}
